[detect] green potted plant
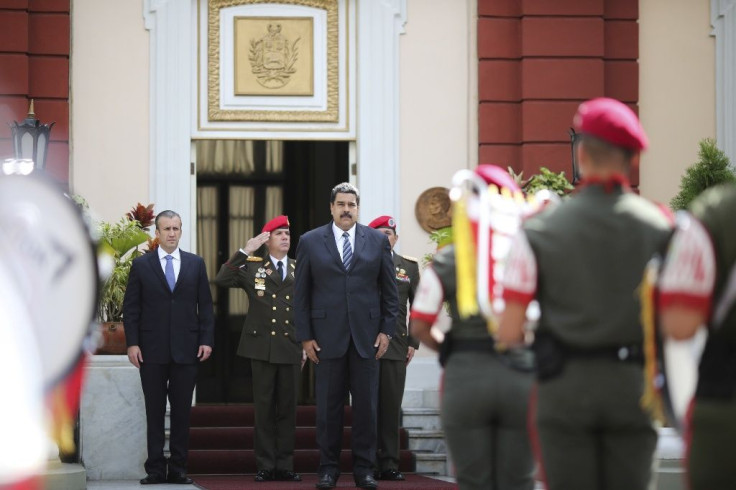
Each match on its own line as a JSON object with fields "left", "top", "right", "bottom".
{"left": 96, "top": 203, "right": 156, "bottom": 354}
{"left": 670, "top": 138, "right": 736, "bottom": 211}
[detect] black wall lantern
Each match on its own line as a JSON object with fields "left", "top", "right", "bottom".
{"left": 569, "top": 127, "right": 581, "bottom": 185}
{"left": 9, "top": 100, "right": 55, "bottom": 172}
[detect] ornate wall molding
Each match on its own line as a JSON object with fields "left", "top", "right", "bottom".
{"left": 711, "top": 0, "right": 736, "bottom": 164}
{"left": 207, "top": 0, "right": 339, "bottom": 122}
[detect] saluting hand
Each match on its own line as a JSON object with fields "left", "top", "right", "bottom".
{"left": 302, "top": 340, "right": 321, "bottom": 365}
{"left": 244, "top": 232, "right": 270, "bottom": 255}
{"left": 375, "top": 333, "right": 390, "bottom": 360}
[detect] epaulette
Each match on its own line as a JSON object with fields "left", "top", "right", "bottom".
{"left": 247, "top": 256, "right": 263, "bottom": 262}
{"left": 401, "top": 254, "right": 418, "bottom": 263}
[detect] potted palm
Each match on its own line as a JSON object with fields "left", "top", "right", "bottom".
{"left": 96, "top": 203, "right": 156, "bottom": 354}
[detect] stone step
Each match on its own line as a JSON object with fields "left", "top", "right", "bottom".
{"left": 42, "top": 461, "right": 86, "bottom": 490}
{"left": 402, "top": 389, "right": 441, "bottom": 409}
{"left": 401, "top": 407, "right": 442, "bottom": 430}
{"left": 406, "top": 429, "right": 446, "bottom": 453}
{"left": 414, "top": 451, "right": 447, "bottom": 475}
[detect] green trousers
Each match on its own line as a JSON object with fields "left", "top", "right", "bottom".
{"left": 687, "top": 397, "right": 736, "bottom": 489}
{"left": 441, "top": 351, "right": 535, "bottom": 490}
{"left": 535, "top": 359, "right": 657, "bottom": 490}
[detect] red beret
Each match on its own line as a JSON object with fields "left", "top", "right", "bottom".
{"left": 573, "top": 97, "right": 648, "bottom": 152}
{"left": 368, "top": 215, "right": 396, "bottom": 230}
{"left": 262, "top": 215, "right": 289, "bottom": 233}
{"left": 475, "top": 164, "right": 521, "bottom": 192}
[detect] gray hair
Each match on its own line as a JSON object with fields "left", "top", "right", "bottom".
{"left": 155, "top": 210, "right": 182, "bottom": 230}
{"left": 330, "top": 182, "right": 360, "bottom": 205}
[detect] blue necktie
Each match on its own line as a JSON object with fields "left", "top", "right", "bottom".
{"left": 165, "top": 255, "right": 175, "bottom": 291}
{"left": 277, "top": 260, "right": 285, "bottom": 281}
{"left": 342, "top": 232, "right": 353, "bottom": 269}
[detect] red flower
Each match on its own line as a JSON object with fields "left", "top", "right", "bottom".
{"left": 145, "top": 236, "right": 160, "bottom": 253}
{"left": 127, "top": 203, "right": 155, "bottom": 230}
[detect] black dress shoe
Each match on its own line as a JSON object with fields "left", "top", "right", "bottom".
{"left": 139, "top": 473, "right": 166, "bottom": 485}
{"left": 274, "top": 469, "right": 302, "bottom": 481}
{"left": 354, "top": 473, "right": 378, "bottom": 489}
{"left": 377, "top": 469, "right": 405, "bottom": 481}
{"left": 254, "top": 469, "right": 274, "bottom": 482}
{"left": 316, "top": 473, "right": 337, "bottom": 489}
{"left": 166, "top": 472, "right": 193, "bottom": 484}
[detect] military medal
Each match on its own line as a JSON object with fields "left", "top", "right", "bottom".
{"left": 265, "top": 268, "right": 272, "bottom": 275}
{"left": 257, "top": 291, "right": 264, "bottom": 296}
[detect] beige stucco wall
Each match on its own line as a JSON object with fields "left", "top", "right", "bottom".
{"left": 398, "top": 0, "right": 476, "bottom": 262}
{"left": 639, "top": 0, "right": 716, "bottom": 206}
{"left": 70, "top": 0, "right": 150, "bottom": 223}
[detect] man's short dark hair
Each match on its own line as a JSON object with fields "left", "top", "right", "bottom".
{"left": 330, "top": 182, "right": 360, "bottom": 205}
{"left": 155, "top": 210, "right": 182, "bottom": 230}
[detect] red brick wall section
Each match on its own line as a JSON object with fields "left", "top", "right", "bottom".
{"left": 0, "top": 0, "right": 70, "bottom": 184}
{"left": 478, "top": 0, "right": 640, "bottom": 187}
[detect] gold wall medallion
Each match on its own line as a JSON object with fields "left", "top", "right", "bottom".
{"left": 235, "top": 17, "right": 314, "bottom": 96}
{"left": 415, "top": 187, "right": 452, "bottom": 233}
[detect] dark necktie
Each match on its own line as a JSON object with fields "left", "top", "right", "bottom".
{"left": 165, "top": 255, "right": 175, "bottom": 291}
{"left": 277, "top": 260, "right": 284, "bottom": 281}
{"left": 342, "top": 232, "right": 353, "bottom": 269}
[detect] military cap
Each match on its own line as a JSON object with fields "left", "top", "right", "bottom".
{"left": 368, "top": 215, "right": 396, "bottom": 230}
{"left": 475, "top": 164, "right": 521, "bottom": 192}
{"left": 262, "top": 215, "right": 290, "bottom": 233}
{"left": 573, "top": 97, "right": 648, "bottom": 152}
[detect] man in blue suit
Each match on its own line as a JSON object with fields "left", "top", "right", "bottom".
{"left": 123, "top": 210, "right": 214, "bottom": 485}
{"left": 295, "top": 183, "right": 399, "bottom": 489}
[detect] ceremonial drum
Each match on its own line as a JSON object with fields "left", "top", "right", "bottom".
{"left": 0, "top": 174, "right": 99, "bottom": 391}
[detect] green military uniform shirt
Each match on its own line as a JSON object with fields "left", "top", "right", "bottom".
{"left": 214, "top": 251, "right": 301, "bottom": 364}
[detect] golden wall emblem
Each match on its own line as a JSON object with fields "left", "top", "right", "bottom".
{"left": 249, "top": 23, "right": 300, "bottom": 89}
{"left": 234, "top": 16, "right": 314, "bottom": 97}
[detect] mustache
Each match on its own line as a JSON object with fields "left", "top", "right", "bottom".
{"left": 340, "top": 212, "right": 352, "bottom": 218}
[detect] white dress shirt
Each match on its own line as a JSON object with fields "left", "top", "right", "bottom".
{"left": 158, "top": 247, "right": 181, "bottom": 281}
{"left": 332, "top": 223, "right": 356, "bottom": 262}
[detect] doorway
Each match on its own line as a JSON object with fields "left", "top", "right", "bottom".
{"left": 194, "top": 139, "right": 349, "bottom": 404}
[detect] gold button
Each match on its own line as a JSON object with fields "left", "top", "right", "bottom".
{"left": 285, "top": 320, "right": 289, "bottom": 324}
{"left": 272, "top": 294, "right": 277, "bottom": 298}
{"left": 253, "top": 330, "right": 257, "bottom": 334}
{"left": 286, "top": 307, "right": 290, "bottom": 312}
{"left": 272, "top": 306, "right": 277, "bottom": 311}
{"left": 284, "top": 332, "right": 289, "bottom": 336}
{"left": 271, "top": 331, "right": 276, "bottom": 336}
{"left": 272, "top": 319, "right": 276, "bottom": 323}
{"left": 285, "top": 295, "right": 290, "bottom": 300}
{"left": 402, "top": 333, "right": 406, "bottom": 337}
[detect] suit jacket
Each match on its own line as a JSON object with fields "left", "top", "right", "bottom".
{"left": 214, "top": 251, "right": 301, "bottom": 364}
{"left": 123, "top": 250, "right": 215, "bottom": 364}
{"left": 294, "top": 222, "right": 399, "bottom": 359}
{"left": 383, "top": 253, "right": 420, "bottom": 361}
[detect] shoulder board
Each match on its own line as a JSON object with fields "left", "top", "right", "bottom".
{"left": 401, "top": 254, "right": 418, "bottom": 263}
{"left": 247, "top": 256, "right": 263, "bottom": 262}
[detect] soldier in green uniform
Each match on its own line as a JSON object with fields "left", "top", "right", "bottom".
{"left": 410, "top": 165, "right": 536, "bottom": 490}
{"left": 367, "top": 215, "right": 420, "bottom": 481}
{"left": 498, "top": 97, "right": 673, "bottom": 490}
{"left": 658, "top": 183, "right": 736, "bottom": 489}
{"left": 214, "top": 215, "right": 302, "bottom": 483}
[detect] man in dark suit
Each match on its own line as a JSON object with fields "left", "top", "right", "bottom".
{"left": 214, "top": 215, "right": 302, "bottom": 483}
{"left": 295, "top": 183, "right": 399, "bottom": 489}
{"left": 123, "top": 210, "right": 214, "bottom": 485}
{"left": 367, "top": 216, "right": 420, "bottom": 481}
